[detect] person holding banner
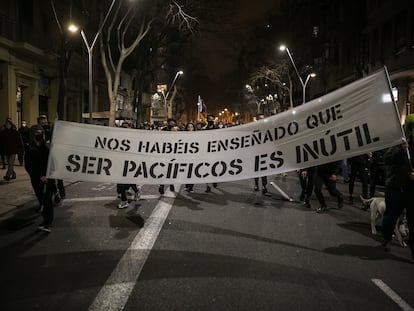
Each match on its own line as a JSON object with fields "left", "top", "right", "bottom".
{"left": 117, "top": 122, "right": 141, "bottom": 208}
{"left": 203, "top": 115, "right": 218, "bottom": 193}
{"left": 381, "top": 123, "right": 414, "bottom": 258}
{"left": 184, "top": 122, "right": 196, "bottom": 193}
{"left": 117, "top": 183, "right": 140, "bottom": 209}
{"left": 348, "top": 154, "right": 371, "bottom": 206}
{"left": 24, "top": 127, "right": 54, "bottom": 233}
{"left": 253, "top": 113, "right": 269, "bottom": 195}
{"left": 159, "top": 119, "right": 178, "bottom": 195}
{"left": 314, "top": 161, "right": 344, "bottom": 213}
{"left": 298, "top": 167, "right": 316, "bottom": 208}
{"left": 33, "top": 115, "right": 66, "bottom": 202}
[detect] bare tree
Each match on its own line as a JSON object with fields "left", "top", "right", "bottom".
{"left": 248, "top": 60, "right": 294, "bottom": 111}
{"left": 50, "top": 0, "right": 79, "bottom": 120}
{"left": 100, "top": 0, "right": 198, "bottom": 126}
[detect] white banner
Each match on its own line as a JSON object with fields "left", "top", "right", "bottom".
{"left": 47, "top": 69, "right": 403, "bottom": 184}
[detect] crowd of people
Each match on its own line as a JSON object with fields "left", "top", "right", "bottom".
{"left": 0, "top": 113, "right": 412, "bottom": 260}
{"left": 0, "top": 115, "right": 65, "bottom": 233}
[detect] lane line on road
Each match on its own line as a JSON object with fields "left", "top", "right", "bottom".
{"left": 88, "top": 189, "right": 179, "bottom": 311}
{"left": 372, "top": 279, "right": 414, "bottom": 311}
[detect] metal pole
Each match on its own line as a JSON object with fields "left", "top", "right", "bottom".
{"left": 197, "top": 96, "right": 200, "bottom": 122}
{"left": 88, "top": 49, "right": 93, "bottom": 124}
{"left": 81, "top": 30, "right": 93, "bottom": 124}
{"left": 79, "top": 0, "right": 116, "bottom": 124}
{"left": 284, "top": 47, "right": 309, "bottom": 105}
{"left": 303, "top": 74, "right": 312, "bottom": 105}
{"left": 285, "top": 47, "right": 304, "bottom": 87}
{"left": 165, "top": 72, "right": 180, "bottom": 99}
{"left": 165, "top": 71, "right": 182, "bottom": 120}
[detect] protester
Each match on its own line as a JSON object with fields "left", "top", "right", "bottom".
{"left": 203, "top": 115, "right": 218, "bottom": 192}
{"left": 0, "top": 117, "right": 24, "bottom": 181}
{"left": 348, "top": 154, "right": 371, "bottom": 206}
{"left": 369, "top": 149, "right": 386, "bottom": 197}
{"left": 24, "top": 126, "right": 54, "bottom": 232}
{"left": 195, "top": 122, "right": 204, "bottom": 131}
{"left": 314, "top": 161, "right": 344, "bottom": 213}
{"left": 159, "top": 118, "right": 177, "bottom": 195}
{"left": 117, "top": 122, "right": 141, "bottom": 208}
{"left": 381, "top": 122, "right": 414, "bottom": 259}
{"left": 34, "top": 115, "right": 66, "bottom": 201}
{"left": 253, "top": 113, "right": 268, "bottom": 194}
{"left": 184, "top": 122, "right": 196, "bottom": 193}
{"left": 341, "top": 159, "right": 349, "bottom": 183}
{"left": 117, "top": 184, "right": 140, "bottom": 209}
{"left": 18, "top": 120, "right": 30, "bottom": 165}
{"left": 298, "top": 167, "right": 316, "bottom": 208}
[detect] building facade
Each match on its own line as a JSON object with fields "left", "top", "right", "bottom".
{"left": 0, "top": 0, "right": 139, "bottom": 127}
{"left": 0, "top": 0, "right": 61, "bottom": 126}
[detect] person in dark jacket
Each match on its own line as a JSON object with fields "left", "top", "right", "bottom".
{"left": 0, "top": 117, "right": 24, "bottom": 181}
{"left": 18, "top": 120, "right": 31, "bottom": 165}
{"left": 253, "top": 114, "right": 268, "bottom": 195}
{"left": 24, "top": 126, "right": 54, "bottom": 233}
{"left": 34, "top": 115, "right": 66, "bottom": 201}
{"left": 314, "top": 161, "right": 344, "bottom": 213}
{"left": 203, "top": 115, "right": 218, "bottom": 192}
{"left": 298, "top": 166, "right": 316, "bottom": 208}
{"left": 381, "top": 124, "right": 414, "bottom": 259}
{"left": 348, "top": 153, "right": 371, "bottom": 205}
{"left": 158, "top": 118, "right": 177, "bottom": 195}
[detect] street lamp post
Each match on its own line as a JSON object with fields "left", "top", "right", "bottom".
{"left": 279, "top": 45, "right": 316, "bottom": 105}
{"left": 68, "top": 0, "right": 117, "bottom": 124}
{"left": 303, "top": 72, "right": 316, "bottom": 105}
{"left": 164, "top": 70, "right": 183, "bottom": 119}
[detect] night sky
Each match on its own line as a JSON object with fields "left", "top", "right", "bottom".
{"left": 187, "top": 0, "right": 280, "bottom": 114}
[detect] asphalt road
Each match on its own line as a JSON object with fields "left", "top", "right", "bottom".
{"left": 0, "top": 173, "right": 413, "bottom": 311}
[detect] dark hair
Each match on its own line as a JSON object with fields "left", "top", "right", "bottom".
{"left": 185, "top": 122, "right": 196, "bottom": 131}
{"left": 37, "top": 115, "right": 47, "bottom": 123}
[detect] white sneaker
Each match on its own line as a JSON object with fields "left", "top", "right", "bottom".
{"left": 37, "top": 225, "right": 51, "bottom": 233}
{"left": 117, "top": 201, "right": 129, "bottom": 209}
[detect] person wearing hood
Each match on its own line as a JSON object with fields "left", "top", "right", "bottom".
{"left": 381, "top": 120, "right": 414, "bottom": 259}
{"left": 24, "top": 126, "right": 54, "bottom": 233}
{"left": 202, "top": 115, "right": 218, "bottom": 192}
{"left": 0, "top": 117, "right": 24, "bottom": 181}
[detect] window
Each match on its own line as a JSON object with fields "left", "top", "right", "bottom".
{"left": 115, "top": 94, "right": 125, "bottom": 111}
{"left": 18, "top": 0, "right": 33, "bottom": 25}
{"left": 312, "top": 26, "right": 319, "bottom": 38}
{"left": 395, "top": 12, "right": 407, "bottom": 55}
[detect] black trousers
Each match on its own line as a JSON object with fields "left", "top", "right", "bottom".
{"left": 348, "top": 163, "right": 370, "bottom": 198}
{"left": 254, "top": 176, "right": 267, "bottom": 188}
{"left": 117, "top": 184, "right": 139, "bottom": 201}
{"left": 383, "top": 188, "right": 413, "bottom": 250}
{"left": 299, "top": 168, "right": 315, "bottom": 200}
{"left": 31, "top": 178, "right": 54, "bottom": 226}
{"left": 314, "top": 175, "right": 342, "bottom": 207}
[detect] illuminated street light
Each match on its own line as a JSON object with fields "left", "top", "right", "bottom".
{"left": 164, "top": 70, "right": 183, "bottom": 119}
{"left": 280, "top": 45, "right": 316, "bottom": 105}
{"left": 68, "top": 0, "right": 117, "bottom": 124}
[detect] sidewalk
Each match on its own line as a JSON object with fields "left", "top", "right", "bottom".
{"left": 0, "top": 165, "right": 36, "bottom": 218}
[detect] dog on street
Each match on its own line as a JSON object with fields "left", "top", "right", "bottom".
{"left": 360, "top": 196, "right": 407, "bottom": 247}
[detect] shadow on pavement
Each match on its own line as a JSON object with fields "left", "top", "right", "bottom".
{"left": 324, "top": 243, "right": 413, "bottom": 264}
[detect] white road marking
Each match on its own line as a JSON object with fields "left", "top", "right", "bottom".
{"left": 372, "top": 279, "right": 414, "bottom": 311}
{"left": 91, "top": 183, "right": 113, "bottom": 191}
{"left": 88, "top": 188, "right": 179, "bottom": 311}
